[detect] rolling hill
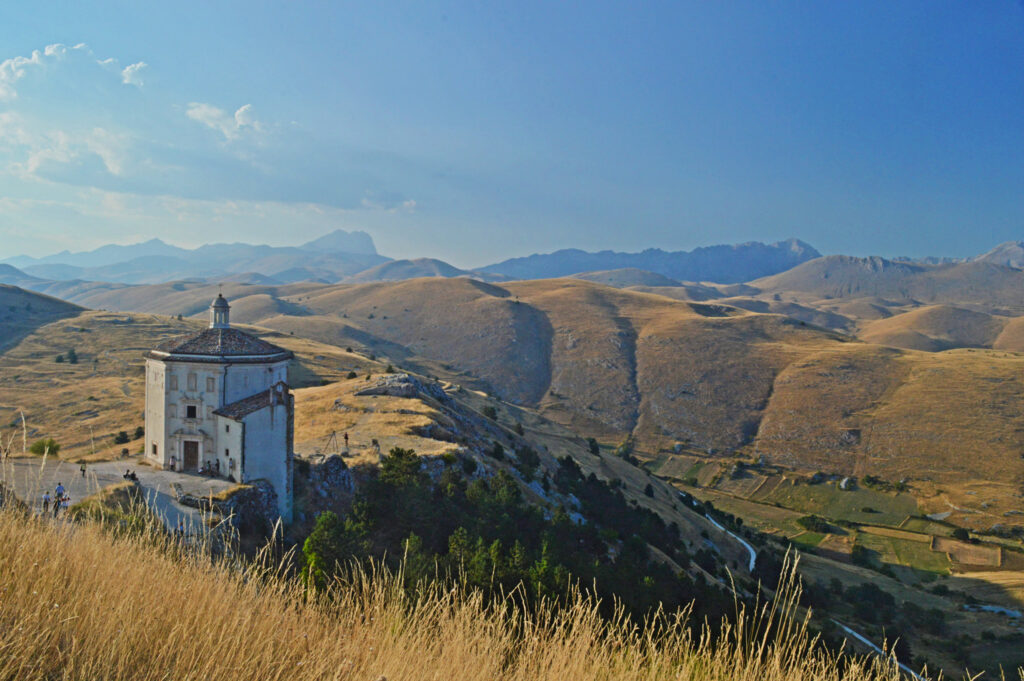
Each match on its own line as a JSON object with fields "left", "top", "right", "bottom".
{"left": 0, "top": 285, "right": 83, "bottom": 353}
{"left": 344, "top": 257, "right": 478, "bottom": 283}
{"left": 752, "top": 256, "right": 1024, "bottom": 313}
{"left": 32, "top": 275, "right": 1023, "bottom": 527}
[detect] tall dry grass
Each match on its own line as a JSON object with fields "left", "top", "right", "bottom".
{"left": 0, "top": 505, "right": 994, "bottom": 681}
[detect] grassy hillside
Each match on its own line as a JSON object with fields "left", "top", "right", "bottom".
{"left": 19, "top": 277, "right": 1024, "bottom": 533}
{"left": 0, "top": 285, "right": 82, "bottom": 353}
{"left": 859, "top": 306, "right": 1017, "bottom": 352}
{"left": 0, "top": 310, "right": 373, "bottom": 461}
{"left": 344, "top": 257, "right": 472, "bottom": 282}
{"left": 752, "top": 257, "right": 1024, "bottom": 313}
{"left": 0, "top": 505, "right": 943, "bottom": 681}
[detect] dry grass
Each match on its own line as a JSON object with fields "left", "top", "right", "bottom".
{"left": 0, "top": 506, "right": 961, "bottom": 681}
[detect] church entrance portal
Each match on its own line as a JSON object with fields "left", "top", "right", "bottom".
{"left": 183, "top": 441, "right": 199, "bottom": 470}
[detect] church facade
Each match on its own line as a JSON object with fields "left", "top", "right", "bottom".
{"left": 144, "top": 294, "right": 294, "bottom": 521}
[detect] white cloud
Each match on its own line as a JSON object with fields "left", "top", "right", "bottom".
{"left": 0, "top": 49, "right": 44, "bottom": 101}
{"left": 121, "top": 61, "right": 147, "bottom": 87}
{"left": 0, "top": 43, "right": 95, "bottom": 100}
{"left": 186, "top": 102, "right": 260, "bottom": 141}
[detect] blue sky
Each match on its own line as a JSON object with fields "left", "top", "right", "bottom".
{"left": 1, "top": 2, "right": 1022, "bottom": 267}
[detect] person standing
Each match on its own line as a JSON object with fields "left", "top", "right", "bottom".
{"left": 53, "top": 482, "right": 65, "bottom": 517}
{"left": 80, "top": 463, "right": 86, "bottom": 478}
{"left": 42, "top": 491, "right": 51, "bottom": 514}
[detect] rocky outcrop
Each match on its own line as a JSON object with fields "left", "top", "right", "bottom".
{"left": 355, "top": 373, "right": 450, "bottom": 402}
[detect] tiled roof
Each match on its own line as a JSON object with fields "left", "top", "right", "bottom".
{"left": 214, "top": 383, "right": 290, "bottom": 420}
{"left": 150, "top": 327, "right": 292, "bottom": 360}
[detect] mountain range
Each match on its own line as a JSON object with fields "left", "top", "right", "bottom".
{"left": 2, "top": 234, "right": 828, "bottom": 286}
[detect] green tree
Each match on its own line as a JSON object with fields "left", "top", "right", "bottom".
{"left": 29, "top": 438, "right": 60, "bottom": 456}
{"left": 133, "top": 426, "right": 145, "bottom": 440}
{"left": 113, "top": 431, "right": 130, "bottom": 445}
{"left": 301, "top": 511, "right": 369, "bottom": 589}
{"left": 482, "top": 405, "right": 498, "bottom": 421}
{"left": 587, "top": 438, "right": 600, "bottom": 455}
{"left": 67, "top": 348, "right": 78, "bottom": 364}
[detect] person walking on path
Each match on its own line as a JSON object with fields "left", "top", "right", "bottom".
{"left": 53, "top": 483, "right": 65, "bottom": 517}
{"left": 80, "top": 463, "right": 86, "bottom": 478}
{"left": 42, "top": 491, "right": 51, "bottom": 514}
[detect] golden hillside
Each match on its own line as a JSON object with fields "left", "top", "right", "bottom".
{"left": 11, "top": 278, "right": 1024, "bottom": 529}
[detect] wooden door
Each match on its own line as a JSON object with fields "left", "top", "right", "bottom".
{"left": 183, "top": 441, "right": 199, "bottom": 470}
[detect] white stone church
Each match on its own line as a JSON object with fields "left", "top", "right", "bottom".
{"left": 144, "top": 294, "right": 294, "bottom": 521}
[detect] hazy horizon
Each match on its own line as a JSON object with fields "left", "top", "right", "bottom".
{"left": 2, "top": 2, "right": 1023, "bottom": 269}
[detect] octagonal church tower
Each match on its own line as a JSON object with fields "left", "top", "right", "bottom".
{"left": 144, "top": 294, "right": 294, "bottom": 521}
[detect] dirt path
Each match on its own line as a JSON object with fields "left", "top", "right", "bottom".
{"left": 1, "top": 456, "right": 234, "bottom": 531}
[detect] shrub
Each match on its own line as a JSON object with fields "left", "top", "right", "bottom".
{"left": 113, "top": 431, "right": 130, "bottom": 445}
{"left": 133, "top": 426, "right": 144, "bottom": 440}
{"left": 514, "top": 422, "right": 524, "bottom": 436}
{"left": 587, "top": 438, "right": 600, "bottom": 455}
{"left": 67, "top": 348, "right": 78, "bottom": 364}
{"left": 644, "top": 483, "right": 654, "bottom": 498}
{"left": 482, "top": 406, "right": 498, "bottom": 421}
{"left": 55, "top": 355, "right": 65, "bottom": 363}
{"left": 29, "top": 438, "right": 61, "bottom": 456}
{"left": 385, "top": 365, "right": 395, "bottom": 374}
{"left": 346, "top": 371, "right": 357, "bottom": 379}
{"left": 796, "top": 515, "right": 831, "bottom": 533}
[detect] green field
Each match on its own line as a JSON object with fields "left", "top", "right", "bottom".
{"left": 763, "top": 480, "right": 917, "bottom": 526}
{"left": 792, "top": 531, "right": 825, "bottom": 548}
{"left": 899, "top": 517, "right": 955, "bottom": 537}
{"left": 856, "top": 532, "right": 951, "bottom": 574}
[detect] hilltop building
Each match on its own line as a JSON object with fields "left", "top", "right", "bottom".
{"left": 143, "top": 294, "right": 294, "bottom": 521}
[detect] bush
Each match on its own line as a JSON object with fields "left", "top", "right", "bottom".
{"left": 587, "top": 438, "right": 600, "bottom": 456}
{"left": 113, "top": 431, "right": 130, "bottom": 445}
{"left": 29, "top": 438, "right": 61, "bottom": 456}
{"left": 796, "top": 515, "right": 831, "bottom": 533}
{"left": 487, "top": 442, "right": 505, "bottom": 461}
{"left": 133, "top": 426, "right": 144, "bottom": 440}
{"left": 55, "top": 355, "right": 65, "bottom": 363}
{"left": 346, "top": 371, "right": 357, "bottom": 379}
{"left": 482, "top": 406, "right": 498, "bottom": 421}
{"left": 644, "top": 483, "right": 654, "bottom": 498}
{"left": 385, "top": 365, "right": 395, "bottom": 374}
{"left": 952, "top": 527, "right": 970, "bottom": 541}
{"left": 67, "top": 348, "right": 78, "bottom": 364}
{"left": 514, "top": 422, "right": 524, "bottom": 436}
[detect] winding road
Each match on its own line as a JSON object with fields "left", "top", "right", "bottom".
{"left": 679, "top": 491, "right": 758, "bottom": 571}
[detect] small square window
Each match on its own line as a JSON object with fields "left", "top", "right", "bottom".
{"left": 225, "top": 448, "right": 229, "bottom": 457}
{"left": 186, "top": 405, "right": 197, "bottom": 419}
{"left": 225, "top": 424, "right": 230, "bottom": 433}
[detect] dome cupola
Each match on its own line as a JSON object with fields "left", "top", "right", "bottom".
{"left": 210, "top": 294, "right": 230, "bottom": 329}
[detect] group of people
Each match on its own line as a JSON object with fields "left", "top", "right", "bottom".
{"left": 197, "top": 460, "right": 221, "bottom": 476}
{"left": 41, "top": 483, "right": 71, "bottom": 517}
{"left": 123, "top": 469, "right": 140, "bottom": 482}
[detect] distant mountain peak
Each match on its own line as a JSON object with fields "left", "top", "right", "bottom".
{"left": 300, "top": 229, "right": 377, "bottom": 255}
{"left": 973, "top": 240, "right": 1024, "bottom": 269}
